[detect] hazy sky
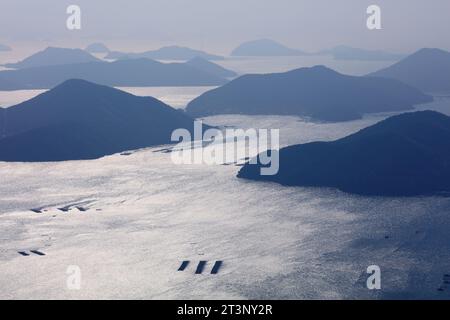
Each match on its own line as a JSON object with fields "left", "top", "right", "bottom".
{"left": 1, "top": 0, "right": 449, "bottom": 54}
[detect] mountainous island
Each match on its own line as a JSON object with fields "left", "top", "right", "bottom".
{"left": 186, "top": 65, "right": 432, "bottom": 122}
{"left": 0, "top": 79, "right": 199, "bottom": 162}
{"left": 231, "top": 39, "right": 306, "bottom": 57}
{"left": 2, "top": 47, "right": 102, "bottom": 69}
{"left": 105, "top": 45, "right": 224, "bottom": 61}
{"left": 238, "top": 111, "right": 450, "bottom": 196}
{"left": 368, "top": 48, "right": 450, "bottom": 93}
{"left": 186, "top": 57, "right": 237, "bottom": 78}
{"left": 0, "top": 58, "right": 230, "bottom": 90}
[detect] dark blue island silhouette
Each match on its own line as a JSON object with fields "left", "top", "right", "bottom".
{"left": 238, "top": 111, "right": 450, "bottom": 196}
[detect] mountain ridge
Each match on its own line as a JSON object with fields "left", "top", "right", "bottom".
{"left": 105, "top": 45, "right": 224, "bottom": 61}
{"left": 0, "top": 58, "right": 229, "bottom": 90}
{"left": 368, "top": 48, "right": 450, "bottom": 93}
{"left": 3, "top": 47, "right": 102, "bottom": 69}
{"left": 186, "top": 65, "right": 433, "bottom": 122}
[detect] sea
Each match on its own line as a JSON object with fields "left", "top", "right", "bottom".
{"left": 1, "top": 54, "right": 450, "bottom": 299}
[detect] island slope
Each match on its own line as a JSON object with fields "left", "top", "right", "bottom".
{"left": 0, "top": 79, "right": 199, "bottom": 162}
{"left": 186, "top": 66, "right": 432, "bottom": 122}
{"left": 186, "top": 57, "right": 237, "bottom": 78}
{"left": 238, "top": 111, "right": 450, "bottom": 196}
{"left": 368, "top": 48, "right": 450, "bottom": 93}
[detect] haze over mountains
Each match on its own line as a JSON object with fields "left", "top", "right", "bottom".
{"left": 0, "top": 44, "right": 11, "bottom": 52}
{"left": 105, "top": 45, "right": 224, "bottom": 61}
{"left": 85, "top": 43, "right": 110, "bottom": 54}
{"left": 186, "top": 57, "right": 237, "bottom": 78}
{"left": 230, "top": 40, "right": 407, "bottom": 61}
{"left": 0, "top": 57, "right": 231, "bottom": 90}
{"left": 231, "top": 39, "right": 306, "bottom": 57}
{"left": 368, "top": 48, "right": 450, "bottom": 93}
{"left": 186, "top": 66, "right": 432, "bottom": 122}
{"left": 0, "top": 80, "right": 199, "bottom": 162}
{"left": 2, "top": 47, "right": 102, "bottom": 69}
{"left": 238, "top": 111, "right": 450, "bottom": 196}
{"left": 319, "top": 45, "right": 405, "bottom": 61}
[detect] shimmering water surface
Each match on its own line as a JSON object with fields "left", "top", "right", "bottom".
{"left": 1, "top": 96, "right": 450, "bottom": 299}
{"left": 1, "top": 51, "right": 450, "bottom": 299}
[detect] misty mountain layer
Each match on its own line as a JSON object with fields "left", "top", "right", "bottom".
{"left": 3, "top": 47, "right": 102, "bottom": 69}
{"left": 231, "top": 39, "right": 306, "bottom": 57}
{"left": 105, "top": 45, "right": 224, "bottom": 61}
{"left": 0, "top": 58, "right": 229, "bottom": 90}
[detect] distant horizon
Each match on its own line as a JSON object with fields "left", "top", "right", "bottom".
{"left": 1, "top": 0, "right": 450, "bottom": 58}
{"left": 0, "top": 41, "right": 444, "bottom": 64}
